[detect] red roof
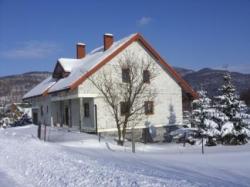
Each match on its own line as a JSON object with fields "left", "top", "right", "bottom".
{"left": 24, "top": 33, "right": 198, "bottom": 100}
{"left": 69, "top": 33, "right": 198, "bottom": 99}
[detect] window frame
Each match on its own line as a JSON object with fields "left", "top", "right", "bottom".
{"left": 144, "top": 101, "right": 154, "bottom": 115}
{"left": 122, "top": 68, "right": 130, "bottom": 83}
{"left": 143, "top": 70, "right": 150, "bottom": 83}
{"left": 84, "top": 102, "right": 90, "bottom": 117}
{"left": 120, "top": 101, "right": 129, "bottom": 116}
{"left": 40, "top": 105, "right": 44, "bottom": 117}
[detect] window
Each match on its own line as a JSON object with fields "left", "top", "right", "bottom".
{"left": 46, "top": 105, "right": 49, "bottom": 113}
{"left": 120, "top": 102, "right": 129, "bottom": 115}
{"left": 144, "top": 101, "right": 154, "bottom": 115}
{"left": 84, "top": 103, "right": 90, "bottom": 117}
{"left": 52, "top": 62, "right": 70, "bottom": 79}
{"left": 143, "top": 70, "right": 150, "bottom": 83}
{"left": 40, "top": 105, "right": 44, "bottom": 116}
{"left": 122, "top": 68, "right": 130, "bottom": 83}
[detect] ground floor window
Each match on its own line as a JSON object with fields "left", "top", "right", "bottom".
{"left": 84, "top": 103, "right": 90, "bottom": 117}
{"left": 40, "top": 105, "right": 44, "bottom": 116}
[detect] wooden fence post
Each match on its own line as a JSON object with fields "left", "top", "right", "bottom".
{"left": 44, "top": 124, "right": 47, "bottom": 141}
{"left": 132, "top": 126, "right": 135, "bottom": 153}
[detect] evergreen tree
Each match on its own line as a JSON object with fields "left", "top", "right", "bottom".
{"left": 215, "top": 72, "right": 248, "bottom": 145}
{"left": 191, "top": 90, "right": 220, "bottom": 145}
{"left": 192, "top": 90, "right": 210, "bottom": 130}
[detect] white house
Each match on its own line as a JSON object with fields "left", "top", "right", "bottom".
{"left": 23, "top": 33, "right": 197, "bottom": 136}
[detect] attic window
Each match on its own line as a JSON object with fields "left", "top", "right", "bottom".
{"left": 143, "top": 70, "right": 150, "bottom": 83}
{"left": 122, "top": 68, "right": 130, "bottom": 83}
{"left": 53, "top": 62, "right": 69, "bottom": 79}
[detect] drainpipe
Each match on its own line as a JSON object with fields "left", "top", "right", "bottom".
{"left": 94, "top": 104, "right": 98, "bottom": 133}
{"left": 79, "top": 98, "right": 83, "bottom": 131}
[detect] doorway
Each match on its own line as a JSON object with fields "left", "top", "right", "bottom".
{"left": 32, "top": 112, "right": 38, "bottom": 125}
{"left": 65, "top": 107, "right": 69, "bottom": 126}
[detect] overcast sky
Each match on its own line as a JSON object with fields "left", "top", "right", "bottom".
{"left": 0, "top": 0, "right": 250, "bottom": 76}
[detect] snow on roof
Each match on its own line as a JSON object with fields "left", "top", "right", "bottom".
{"left": 23, "top": 76, "right": 57, "bottom": 99}
{"left": 104, "top": 33, "right": 113, "bottom": 36}
{"left": 48, "top": 33, "right": 136, "bottom": 93}
{"left": 77, "top": 42, "right": 85, "bottom": 46}
{"left": 23, "top": 33, "right": 137, "bottom": 98}
{"left": 58, "top": 58, "right": 80, "bottom": 72}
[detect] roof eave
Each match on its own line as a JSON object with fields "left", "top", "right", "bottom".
{"left": 34, "top": 33, "right": 197, "bottom": 99}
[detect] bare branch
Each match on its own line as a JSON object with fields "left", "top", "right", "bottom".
{"left": 89, "top": 50, "right": 158, "bottom": 145}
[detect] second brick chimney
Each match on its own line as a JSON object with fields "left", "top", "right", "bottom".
{"left": 104, "top": 33, "right": 114, "bottom": 51}
{"left": 76, "top": 43, "right": 86, "bottom": 59}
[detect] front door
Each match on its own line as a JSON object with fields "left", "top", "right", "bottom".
{"left": 32, "top": 112, "right": 38, "bottom": 125}
{"left": 81, "top": 98, "right": 96, "bottom": 132}
{"left": 65, "top": 107, "right": 69, "bottom": 126}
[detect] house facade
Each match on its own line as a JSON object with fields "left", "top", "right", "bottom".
{"left": 23, "top": 33, "right": 197, "bottom": 135}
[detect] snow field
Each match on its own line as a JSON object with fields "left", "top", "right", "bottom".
{"left": 0, "top": 125, "right": 250, "bottom": 187}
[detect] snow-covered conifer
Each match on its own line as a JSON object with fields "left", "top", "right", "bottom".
{"left": 215, "top": 72, "right": 249, "bottom": 145}
{"left": 191, "top": 90, "right": 219, "bottom": 145}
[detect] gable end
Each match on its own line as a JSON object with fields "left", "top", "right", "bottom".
{"left": 68, "top": 33, "right": 198, "bottom": 99}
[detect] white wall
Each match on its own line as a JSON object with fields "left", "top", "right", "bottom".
{"left": 27, "top": 40, "right": 183, "bottom": 132}
{"left": 28, "top": 96, "right": 52, "bottom": 125}
{"left": 78, "top": 41, "right": 183, "bottom": 132}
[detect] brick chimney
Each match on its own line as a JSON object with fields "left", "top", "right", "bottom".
{"left": 104, "top": 33, "right": 114, "bottom": 51}
{"left": 76, "top": 43, "right": 86, "bottom": 59}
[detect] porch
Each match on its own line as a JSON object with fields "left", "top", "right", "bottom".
{"left": 51, "top": 97, "right": 97, "bottom": 133}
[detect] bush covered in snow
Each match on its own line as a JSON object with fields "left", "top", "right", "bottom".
{"left": 0, "top": 103, "right": 32, "bottom": 128}
{"left": 10, "top": 113, "right": 32, "bottom": 127}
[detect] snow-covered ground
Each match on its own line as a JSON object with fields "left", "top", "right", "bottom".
{"left": 0, "top": 125, "right": 250, "bottom": 187}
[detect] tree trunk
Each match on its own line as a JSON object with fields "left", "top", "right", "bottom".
{"left": 121, "top": 125, "right": 127, "bottom": 146}
{"left": 117, "top": 125, "right": 123, "bottom": 145}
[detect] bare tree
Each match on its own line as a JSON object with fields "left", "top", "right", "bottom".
{"left": 90, "top": 51, "right": 158, "bottom": 145}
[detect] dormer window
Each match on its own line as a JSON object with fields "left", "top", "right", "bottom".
{"left": 52, "top": 62, "right": 69, "bottom": 79}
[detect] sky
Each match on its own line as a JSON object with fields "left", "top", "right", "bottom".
{"left": 0, "top": 0, "right": 250, "bottom": 76}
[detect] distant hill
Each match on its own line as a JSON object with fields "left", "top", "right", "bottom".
{"left": 0, "top": 67, "right": 250, "bottom": 105}
{"left": 174, "top": 67, "right": 250, "bottom": 97}
{"left": 0, "top": 72, "right": 51, "bottom": 104}
{"left": 172, "top": 67, "right": 195, "bottom": 77}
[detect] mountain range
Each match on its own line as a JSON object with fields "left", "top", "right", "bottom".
{"left": 0, "top": 72, "right": 51, "bottom": 104}
{"left": 175, "top": 67, "right": 250, "bottom": 97}
{"left": 0, "top": 68, "right": 249, "bottom": 104}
